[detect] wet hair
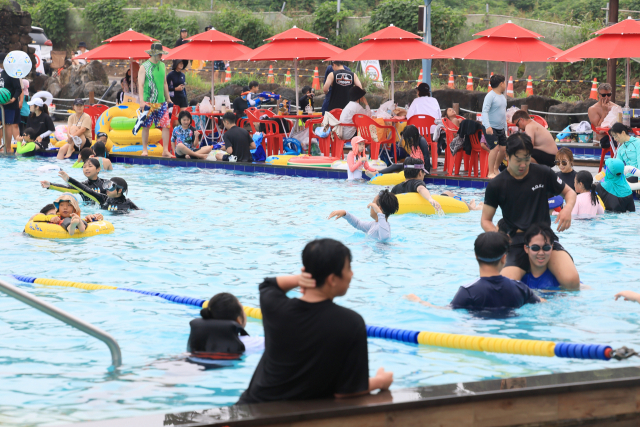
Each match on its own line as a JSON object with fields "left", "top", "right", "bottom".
{"left": 111, "top": 177, "right": 128, "bottom": 195}
{"left": 301, "top": 85, "right": 312, "bottom": 95}
{"left": 610, "top": 122, "right": 632, "bottom": 136}
{"left": 402, "top": 125, "right": 421, "bottom": 152}
{"left": 524, "top": 223, "right": 557, "bottom": 246}
{"left": 85, "top": 158, "right": 100, "bottom": 169}
{"left": 40, "top": 203, "right": 55, "bottom": 214}
{"left": 490, "top": 74, "right": 505, "bottom": 89}
{"left": 189, "top": 99, "right": 198, "bottom": 107}
{"left": 505, "top": 133, "right": 533, "bottom": 157}
{"left": 222, "top": 111, "right": 237, "bottom": 124}
{"left": 249, "top": 81, "right": 259, "bottom": 89}
{"left": 79, "top": 147, "right": 94, "bottom": 162}
{"left": 93, "top": 141, "right": 107, "bottom": 158}
{"left": 474, "top": 232, "right": 511, "bottom": 266}
{"left": 302, "top": 238, "right": 352, "bottom": 288}
{"left": 23, "top": 127, "right": 38, "bottom": 141}
{"left": 575, "top": 170, "right": 598, "bottom": 206}
{"left": 200, "top": 292, "right": 243, "bottom": 321}
{"left": 555, "top": 146, "right": 574, "bottom": 163}
{"left": 29, "top": 103, "right": 49, "bottom": 118}
{"left": 416, "top": 82, "right": 431, "bottom": 97}
{"left": 403, "top": 157, "right": 425, "bottom": 179}
{"left": 511, "top": 110, "right": 530, "bottom": 123}
{"left": 598, "top": 82, "right": 612, "bottom": 92}
{"left": 377, "top": 189, "right": 399, "bottom": 219}
{"left": 177, "top": 110, "right": 193, "bottom": 125}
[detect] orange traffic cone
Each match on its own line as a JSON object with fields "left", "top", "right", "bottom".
{"left": 312, "top": 66, "right": 320, "bottom": 90}
{"left": 506, "top": 76, "right": 514, "bottom": 97}
{"left": 525, "top": 75, "right": 533, "bottom": 96}
{"left": 225, "top": 66, "right": 231, "bottom": 82}
{"left": 267, "top": 65, "right": 274, "bottom": 83}
{"left": 488, "top": 72, "right": 494, "bottom": 92}
{"left": 448, "top": 71, "right": 454, "bottom": 88}
{"left": 285, "top": 69, "right": 292, "bottom": 86}
{"left": 632, "top": 82, "right": 639, "bottom": 99}
{"left": 466, "top": 73, "right": 473, "bottom": 91}
{"left": 589, "top": 78, "right": 598, "bottom": 100}
{"left": 417, "top": 68, "right": 423, "bottom": 84}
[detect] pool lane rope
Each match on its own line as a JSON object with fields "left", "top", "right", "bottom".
{"left": 11, "top": 274, "right": 635, "bottom": 362}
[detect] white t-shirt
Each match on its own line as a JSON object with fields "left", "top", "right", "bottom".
{"left": 407, "top": 96, "right": 442, "bottom": 120}
{"left": 76, "top": 51, "right": 87, "bottom": 66}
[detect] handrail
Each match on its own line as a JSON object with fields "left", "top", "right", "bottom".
{"left": 1, "top": 105, "right": 6, "bottom": 154}
{"left": 0, "top": 278, "right": 122, "bottom": 367}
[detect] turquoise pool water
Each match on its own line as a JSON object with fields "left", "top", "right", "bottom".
{"left": 1, "top": 156, "right": 640, "bottom": 426}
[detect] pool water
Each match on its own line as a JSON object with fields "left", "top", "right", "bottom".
{"left": 1, "top": 156, "right": 640, "bottom": 427}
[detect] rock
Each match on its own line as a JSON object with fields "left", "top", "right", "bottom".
{"left": 31, "top": 74, "right": 51, "bottom": 94}
{"left": 217, "top": 84, "right": 243, "bottom": 97}
{"left": 260, "top": 83, "right": 280, "bottom": 93}
{"left": 19, "top": 34, "right": 31, "bottom": 45}
{"left": 548, "top": 100, "right": 596, "bottom": 132}
{"left": 507, "top": 95, "right": 561, "bottom": 113}
{"left": 365, "top": 94, "right": 383, "bottom": 109}
{"left": 274, "top": 87, "right": 295, "bottom": 102}
{"left": 191, "top": 93, "right": 207, "bottom": 104}
{"left": 47, "top": 81, "right": 61, "bottom": 99}
{"left": 80, "top": 61, "right": 109, "bottom": 85}
{"left": 393, "top": 90, "right": 417, "bottom": 108}
{"left": 59, "top": 77, "right": 86, "bottom": 102}
{"left": 433, "top": 89, "right": 486, "bottom": 115}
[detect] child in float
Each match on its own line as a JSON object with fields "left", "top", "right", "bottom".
{"left": 58, "top": 170, "right": 140, "bottom": 212}
{"left": 187, "top": 292, "right": 264, "bottom": 363}
{"left": 595, "top": 158, "right": 635, "bottom": 213}
{"left": 46, "top": 193, "right": 103, "bottom": 236}
{"left": 368, "top": 125, "right": 430, "bottom": 178}
{"left": 26, "top": 203, "right": 57, "bottom": 224}
{"left": 389, "top": 158, "right": 443, "bottom": 213}
{"left": 41, "top": 158, "right": 107, "bottom": 204}
{"left": 346, "top": 136, "right": 377, "bottom": 180}
{"left": 327, "top": 189, "right": 399, "bottom": 241}
{"left": 172, "top": 110, "right": 212, "bottom": 159}
{"left": 15, "top": 127, "right": 39, "bottom": 156}
{"left": 405, "top": 231, "right": 545, "bottom": 310}
{"left": 92, "top": 136, "right": 113, "bottom": 171}
{"left": 571, "top": 171, "right": 604, "bottom": 216}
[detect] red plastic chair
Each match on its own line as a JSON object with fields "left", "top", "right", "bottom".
{"left": 352, "top": 114, "right": 396, "bottom": 162}
{"left": 84, "top": 104, "right": 109, "bottom": 140}
{"left": 305, "top": 117, "right": 330, "bottom": 155}
{"left": 323, "top": 108, "right": 355, "bottom": 159}
{"left": 591, "top": 124, "right": 613, "bottom": 172}
{"left": 407, "top": 115, "right": 438, "bottom": 171}
{"left": 531, "top": 114, "right": 548, "bottom": 129}
{"left": 468, "top": 130, "right": 489, "bottom": 178}
{"left": 442, "top": 117, "right": 471, "bottom": 176}
{"left": 245, "top": 109, "right": 285, "bottom": 156}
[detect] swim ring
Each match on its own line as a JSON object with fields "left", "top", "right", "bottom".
{"left": 368, "top": 171, "right": 405, "bottom": 186}
{"left": 266, "top": 154, "right": 301, "bottom": 165}
{"left": 24, "top": 214, "right": 115, "bottom": 239}
{"left": 95, "top": 103, "right": 162, "bottom": 152}
{"left": 395, "top": 194, "right": 469, "bottom": 215}
{"left": 287, "top": 155, "right": 340, "bottom": 168}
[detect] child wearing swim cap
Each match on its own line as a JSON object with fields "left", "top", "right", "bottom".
{"left": 328, "top": 189, "right": 399, "bottom": 241}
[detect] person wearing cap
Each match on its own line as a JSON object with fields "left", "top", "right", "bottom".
{"left": 58, "top": 170, "right": 140, "bottom": 212}
{"left": 390, "top": 157, "right": 443, "bottom": 214}
{"left": 57, "top": 98, "right": 93, "bottom": 159}
{"left": 73, "top": 42, "right": 88, "bottom": 67}
{"left": 24, "top": 96, "right": 55, "bottom": 149}
{"left": 175, "top": 29, "right": 189, "bottom": 48}
{"left": 138, "top": 42, "right": 173, "bottom": 157}
{"left": 346, "top": 136, "right": 377, "bottom": 180}
{"left": 407, "top": 82, "right": 441, "bottom": 121}
{"left": 339, "top": 86, "right": 370, "bottom": 140}
{"left": 406, "top": 231, "right": 544, "bottom": 310}
{"left": 167, "top": 59, "right": 189, "bottom": 112}
{"left": 46, "top": 193, "right": 103, "bottom": 236}
{"left": 324, "top": 61, "right": 362, "bottom": 112}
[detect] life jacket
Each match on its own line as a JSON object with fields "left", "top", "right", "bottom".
{"left": 187, "top": 319, "right": 247, "bottom": 359}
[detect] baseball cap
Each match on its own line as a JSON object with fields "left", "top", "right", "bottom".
{"left": 73, "top": 98, "right": 85, "bottom": 105}
{"left": 27, "top": 97, "right": 44, "bottom": 107}
{"left": 352, "top": 136, "right": 366, "bottom": 145}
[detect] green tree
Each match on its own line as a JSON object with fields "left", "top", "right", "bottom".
{"left": 31, "top": 0, "right": 72, "bottom": 45}
{"left": 209, "top": 7, "right": 272, "bottom": 48}
{"left": 313, "top": 1, "right": 353, "bottom": 43}
{"left": 84, "top": 0, "right": 128, "bottom": 41}
{"left": 128, "top": 6, "right": 199, "bottom": 47}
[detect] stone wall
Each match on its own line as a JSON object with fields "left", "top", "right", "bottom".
{"left": 0, "top": 1, "right": 36, "bottom": 72}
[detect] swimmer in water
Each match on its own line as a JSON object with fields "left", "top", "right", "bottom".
{"left": 406, "top": 231, "right": 545, "bottom": 310}
{"left": 57, "top": 170, "right": 140, "bottom": 212}
{"left": 42, "top": 158, "right": 107, "bottom": 204}
{"left": 519, "top": 224, "right": 564, "bottom": 290}
{"left": 328, "top": 189, "right": 399, "bottom": 241}
{"left": 390, "top": 157, "right": 443, "bottom": 214}
{"left": 91, "top": 136, "right": 113, "bottom": 171}
{"left": 46, "top": 194, "right": 103, "bottom": 236}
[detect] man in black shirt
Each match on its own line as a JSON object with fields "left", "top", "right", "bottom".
{"left": 481, "top": 133, "right": 579, "bottom": 289}
{"left": 232, "top": 86, "right": 250, "bottom": 122}
{"left": 390, "top": 158, "right": 442, "bottom": 213}
{"left": 238, "top": 238, "right": 393, "bottom": 404}
{"left": 323, "top": 61, "right": 363, "bottom": 112}
{"left": 175, "top": 29, "right": 188, "bottom": 48}
{"left": 406, "top": 232, "right": 543, "bottom": 310}
{"left": 216, "top": 112, "right": 255, "bottom": 162}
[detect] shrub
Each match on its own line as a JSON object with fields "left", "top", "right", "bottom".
{"left": 128, "top": 6, "right": 199, "bottom": 47}
{"left": 84, "top": 0, "right": 128, "bottom": 41}
{"left": 31, "top": 0, "right": 72, "bottom": 45}
{"left": 313, "top": 1, "right": 354, "bottom": 43}
{"left": 210, "top": 7, "right": 272, "bottom": 49}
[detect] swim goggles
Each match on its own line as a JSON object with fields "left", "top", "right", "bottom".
{"left": 102, "top": 180, "right": 124, "bottom": 192}
{"left": 526, "top": 244, "right": 552, "bottom": 252}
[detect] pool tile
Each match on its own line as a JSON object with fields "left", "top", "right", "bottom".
{"left": 275, "top": 168, "right": 286, "bottom": 176}
{"left": 470, "top": 180, "right": 487, "bottom": 189}
{"left": 432, "top": 178, "right": 447, "bottom": 186}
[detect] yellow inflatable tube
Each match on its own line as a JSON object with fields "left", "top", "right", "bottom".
{"left": 369, "top": 172, "right": 405, "bottom": 186}
{"left": 24, "top": 215, "right": 115, "bottom": 239}
{"left": 396, "top": 194, "right": 469, "bottom": 215}
{"left": 95, "top": 103, "right": 162, "bottom": 149}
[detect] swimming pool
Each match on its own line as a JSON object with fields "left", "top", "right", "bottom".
{"left": 1, "top": 156, "right": 640, "bottom": 427}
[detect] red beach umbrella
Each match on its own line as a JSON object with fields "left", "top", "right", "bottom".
{"left": 327, "top": 25, "right": 443, "bottom": 102}
{"left": 235, "top": 27, "right": 344, "bottom": 109}
{"left": 552, "top": 17, "right": 640, "bottom": 107}
{"left": 165, "top": 27, "right": 254, "bottom": 99}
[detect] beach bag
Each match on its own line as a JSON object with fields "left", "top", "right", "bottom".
{"left": 450, "top": 135, "right": 464, "bottom": 156}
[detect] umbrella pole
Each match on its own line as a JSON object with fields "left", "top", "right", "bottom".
{"left": 626, "top": 57, "right": 630, "bottom": 108}
{"left": 212, "top": 65, "right": 215, "bottom": 100}
{"left": 504, "top": 61, "right": 508, "bottom": 101}
{"left": 295, "top": 58, "right": 299, "bottom": 114}
{"left": 391, "top": 60, "right": 395, "bottom": 104}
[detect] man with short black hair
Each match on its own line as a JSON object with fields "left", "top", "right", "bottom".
{"left": 481, "top": 133, "right": 579, "bottom": 289}
{"left": 324, "top": 61, "right": 363, "bottom": 112}
{"left": 390, "top": 158, "right": 442, "bottom": 213}
{"left": 482, "top": 74, "right": 508, "bottom": 178}
{"left": 216, "top": 111, "right": 255, "bottom": 162}
{"left": 238, "top": 238, "right": 393, "bottom": 404}
{"left": 175, "top": 29, "right": 189, "bottom": 48}
{"left": 511, "top": 110, "right": 558, "bottom": 167}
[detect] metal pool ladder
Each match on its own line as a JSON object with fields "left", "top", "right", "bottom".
{"left": 0, "top": 278, "right": 122, "bottom": 367}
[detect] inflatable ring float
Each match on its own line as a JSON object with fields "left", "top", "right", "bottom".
{"left": 266, "top": 154, "right": 302, "bottom": 165}
{"left": 288, "top": 155, "right": 340, "bottom": 168}
{"left": 95, "top": 103, "right": 162, "bottom": 152}
{"left": 368, "top": 171, "right": 405, "bottom": 186}
{"left": 396, "top": 194, "right": 469, "bottom": 215}
{"left": 330, "top": 159, "right": 387, "bottom": 171}
{"left": 24, "top": 214, "right": 115, "bottom": 239}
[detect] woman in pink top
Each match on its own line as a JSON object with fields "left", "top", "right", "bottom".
{"left": 347, "top": 136, "right": 377, "bottom": 180}
{"left": 572, "top": 170, "right": 604, "bottom": 216}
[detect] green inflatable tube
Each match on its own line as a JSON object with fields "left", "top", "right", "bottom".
{"left": 15, "top": 141, "right": 36, "bottom": 156}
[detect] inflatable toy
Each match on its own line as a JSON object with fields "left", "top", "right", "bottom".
{"left": 266, "top": 154, "right": 300, "bottom": 165}
{"left": 54, "top": 125, "right": 68, "bottom": 143}
{"left": 395, "top": 193, "right": 469, "bottom": 215}
{"left": 32, "top": 91, "right": 53, "bottom": 106}
{"left": 330, "top": 159, "right": 387, "bottom": 171}
{"left": 110, "top": 144, "right": 163, "bottom": 155}
{"left": 0, "top": 88, "right": 10, "bottom": 104}
{"left": 24, "top": 215, "right": 115, "bottom": 239}
{"left": 3, "top": 50, "right": 32, "bottom": 78}
{"left": 95, "top": 103, "right": 162, "bottom": 153}
{"left": 368, "top": 171, "right": 405, "bottom": 186}
{"left": 287, "top": 155, "right": 340, "bottom": 168}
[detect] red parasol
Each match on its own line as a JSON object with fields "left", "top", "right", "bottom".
{"left": 165, "top": 27, "right": 254, "bottom": 99}
{"left": 327, "top": 25, "right": 443, "bottom": 102}
{"left": 74, "top": 41, "right": 173, "bottom": 61}
{"left": 235, "top": 27, "right": 344, "bottom": 109}
{"left": 552, "top": 17, "right": 640, "bottom": 107}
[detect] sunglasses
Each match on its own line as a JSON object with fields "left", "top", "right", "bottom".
{"left": 514, "top": 118, "right": 521, "bottom": 127}
{"left": 554, "top": 160, "right": 570, "bottom": 166}
{"left": 600, "top": 93, "right": 612, "bottom": 98}
{"left": 526, "top": 244, "right": 552, "bottom": 252}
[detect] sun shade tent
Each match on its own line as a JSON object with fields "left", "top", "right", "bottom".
{"left": 552, "top": 17, "right": 640, "bottom": 108}
{"left": 326, "top": 25, "right": 443, "bottom": 103}
{"left": 234, "top": 27, "right": 344, "bottom": 111}
{"left": 164, "top": 28, "right": 254, "bottom": 101}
